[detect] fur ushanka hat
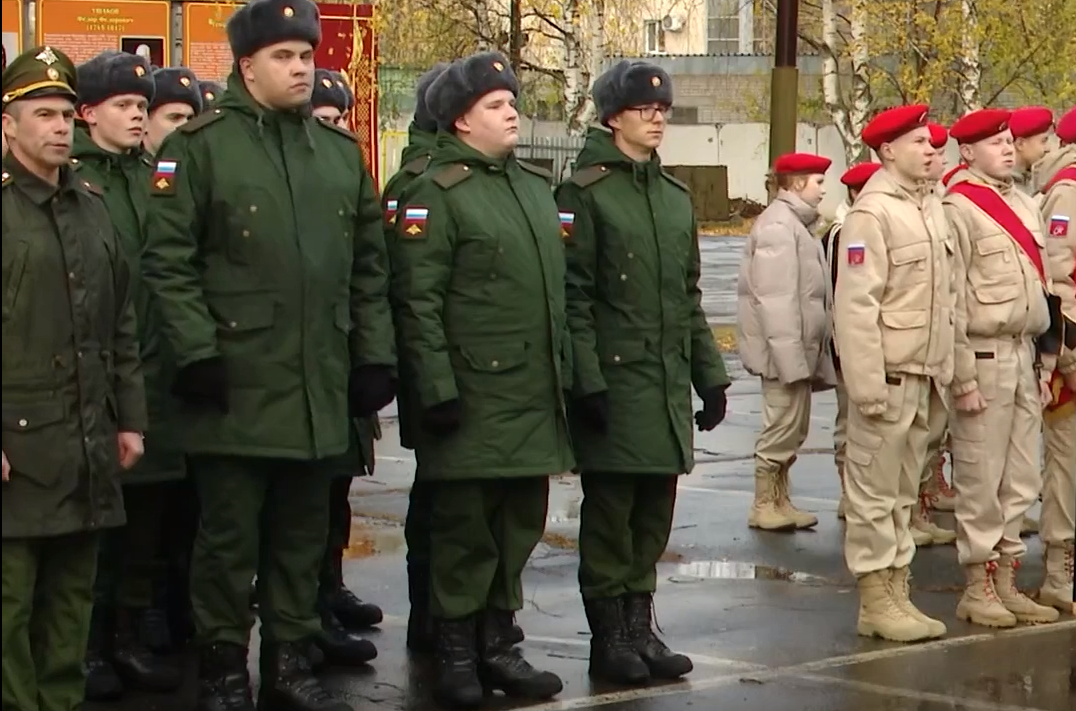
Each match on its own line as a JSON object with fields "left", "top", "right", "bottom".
{"left": 76, "top": 50, "right": 155, "bottom": 108}
{"left": 424, "top": 52, "right": 519, "bottom": 132}
{"left": 593, "top": 60, "right": 673, "bottom": 125}
{"left": 227, "top": 0, "right": 321, "bottom": 60}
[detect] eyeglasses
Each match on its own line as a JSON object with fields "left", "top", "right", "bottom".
{"left": 631, "top": 105, "right": 673, "bottom": 121}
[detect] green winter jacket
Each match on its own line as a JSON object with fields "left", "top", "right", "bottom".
{"left": 71, "top": 128, "right": 186, "bottom": 484}
{"left": 555, "top": 128, "right": 729, "bottom": 475}
{"left": 141, "top": 72, "right": 395, "bottom": 460}
{"left": 389, "top": 132, "right": 575, "bottom": 479}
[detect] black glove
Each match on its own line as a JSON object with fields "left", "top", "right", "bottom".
{"left": 348, "top": 365, "right": 397, "bottom": 416}
{"left": 694, "top": 385, "right": 728, "bottom": 431}
{"left": 421, "top": 399, "right": 462, "bottom": 436}
{"left": 171, "top": 357, "right": 228, "bottom": 413}
{"left": 573, "top": 391, "right": 609, "bottom": 434}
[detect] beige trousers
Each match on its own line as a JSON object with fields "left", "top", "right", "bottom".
{"left": 834, "top": 377, "right": 848, "bottom": 471}
{"left": 844, "top": 374, "right": 949, "bottom": 577}
{"left": 950, "top": 337, "right": 1042, "bottom": 565}
{"left": 755, "top": 379, "right": 812, "bottom": 475}
{"left": 1041, "top": 409, "right": 1076, "bottom": 545}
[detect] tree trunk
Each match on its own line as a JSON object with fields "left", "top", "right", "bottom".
{"left": 959, "top": 0, "right": 982, "bottom": 112}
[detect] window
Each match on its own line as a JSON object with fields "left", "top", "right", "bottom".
{"left": 707, "top": 0, "right": 742, "bottom": 54}
{"left": 644, "top": 20, "right": 666, "bottom": 55}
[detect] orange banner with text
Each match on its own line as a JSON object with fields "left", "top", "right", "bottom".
{"left": 36, "top": 0, "right": 172, "bottom": 65}
{"left": 2, "top": 0, "right": 24, "bottom": 69}
{"left": 183, "top": 2, "right": 244, "bottom": 85}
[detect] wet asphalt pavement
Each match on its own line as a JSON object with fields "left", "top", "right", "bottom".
{"left": 88, "top": 238, "right": 1075, "bottom": 711}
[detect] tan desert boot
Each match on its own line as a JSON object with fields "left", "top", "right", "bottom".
{"left": 1038, "top": 542, "right": 1075, "bottom": 613}
{"left": 836, "top": 466, "right": 847, "bottom": 521}
{"left": 956, "top": 562, "right": 1017, "bottom": 628}
{"left": 994, "top": 556, "right": 1060, "bottom": 623}
{"left": 774, "top": 464, "right": 818, "bottom": 529}
{"left": 912, "top": 493, "right": 956, "bottom": 545}
{"left": 889, "top": 567, "right": 946, "bottom": 638}
{"left": 1020, "top": 515, "right": 1039, "bottom": 537}
{"left": 855, "top": 570, "right": 932, "bottom": 642}
{"left": 747, "top": 469, "right": 797, "bottom": 532}
{"left": 923, "top": 451, "right": 956, "bottom": 512}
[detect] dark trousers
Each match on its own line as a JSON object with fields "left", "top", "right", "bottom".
{"left": 429, "top": 477, "right": 549, "bottom": 620}
{"left": 577, "top": 473, "right": 678, "bottom": 600}
{"left": 161, "top": 477, "right": 199, "bottom": 643}
{"left": 320, "top": 476, "right": 353, "bottom": 592}
{"left": 2, "top": 532, "right": 100, "bottom": 711}
{"left": 93, "top": 484, "right": 170, "bottom": 608}
{"left": 188, "top": 455, "right": 332, "bottom": 646}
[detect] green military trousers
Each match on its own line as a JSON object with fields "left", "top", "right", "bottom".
{"left": 2, "top": 532, "right": 100, "bottom": 711}
{"left": 94, "top": 483, "right": 171, "bottom": 609}
{"left": 188, "top": 455, "right": 332, "bottom": 646}
{"left": 429, "top": 477, "right": 549, "bottom": 620}
{"left": 577, "top": 473, "right": 678, "bottom": 600}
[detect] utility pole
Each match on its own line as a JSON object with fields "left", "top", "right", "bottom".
{"left": 509, "top": 0, "right": 523, "bottom": 74}
{"left": 768, "top": 0, "right": 800, "bottom": 167}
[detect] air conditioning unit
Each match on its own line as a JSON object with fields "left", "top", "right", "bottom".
{"left": 662, "top": 14, "right": 685, "bottom": 32}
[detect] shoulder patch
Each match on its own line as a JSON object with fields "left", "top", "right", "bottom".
{"left": 402, "top": 154, "right": 431, "bottom": 175}
{"left": 432, "top": 163, "right": 474, "bottom": 190}
{"left": 178, "top": 109, "right": 225, "bottom": 134}
{"left": 660, "top": 169, "right": 690, "bottom": 193}
{"left": 518, "top": 159, "right": 553, "bottom": 184}
{"left": 569, "top": 165, "right": 612, "bottom": 189}
{"left": 314, "top": 118, "right": 358, "bottom": 142}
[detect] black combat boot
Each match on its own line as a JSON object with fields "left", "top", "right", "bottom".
{"left": 432, "top": 616, "right": 483, "bottom": 710}
{"left": 583, "top": 597, "right": 650, "bottom": 685}
{"left": 314, "top": 602, "right": 378, "bottom": 668}
{"left": 406, "top": 562, "right": 435, "bottom": 654}
{"left": 112, "top": 606, "right": 183, "bottom": 692}
{"left": 196, "top": 642, "right": 255, "bottom": 711}
{"left": 477, "top": 609, "right": 562, "bottom": 700}
{"left": 139, "top": 604, "right": 174, "bottom": 654}
{"left": 257, "top": 640, "right": 349, "bottom": 711}
{"left": 622, "top": 592, "right": 693, "bottom": 679}
{"left": 322, "top": 551, "right": 383, "bottom": 631}
{"left": 84, "top": 605, "right": 124, "bottom": 702}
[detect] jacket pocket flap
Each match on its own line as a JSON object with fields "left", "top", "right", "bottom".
{"left": 2, "top": 401, "right": 65, "bottom": 431}
{"left": 598, "top": 339, "right": 648, "bottom": 365}
{"left": 972, "top": 283, "right": 1017, "bottom": 305}
{"left": 880, "top": 309, "right": 927, "bottom": 330}
{"left": 210, "top": 298, "right": 276, "bottom": 333}
{"left": 975, "top": 234, "right": 1010, "bottom": 256}
{"left": 457, "top": 342, "right": 529, "bottom": 372}
{"left": 889, "top": 242, "right": 929, "bottom": 266}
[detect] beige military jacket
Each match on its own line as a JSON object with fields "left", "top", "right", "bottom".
{"left": 736, "top": 189, "right": 837, "bottom": 386}
{"left": 943, "top": 168, "right": 1052, "bottom": 396}
{"left": 834, "top": 168, "right": 955, "bottom": 415}
{"left": 1033, "top": 144, "right": 1076, "bottom": 375}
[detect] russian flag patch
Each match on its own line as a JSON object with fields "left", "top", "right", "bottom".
{"left": 1048, "top": 215, "right": 1069, "bottom": 237}
{"left": 400, "top": 206, "right": 429, "bottom": 238}
{"left": 150, "top": 159, "right": 178, "bottom": 195}
{"left": 385, "top": 199, "right": 398, "bottom": 225}
{"left": 559, "top": 211, "right": 575, "bottom": 239}
{"left": 847, "top": 243, "right": 866, "bottom": 266}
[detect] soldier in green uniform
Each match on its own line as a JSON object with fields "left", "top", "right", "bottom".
{"left": 198, "top": 80, "right": 224, "bottom": 110}
{"left": 143, "top": 67, "right": 202, "bottom": 157}
{"left": 310, "top": 69, "right": 350, "bottom": 127}
{"left": 141, "top": 1, "right": 395, "bottom": 709}
{"left": 71, "top": 49, "right": 184, "bottom": 699}
{"left": 1, "top": 44, "right": 148, "bottom": 711}
{"left": 555, "top": 60, "right": 730, "bottom": 685}
{"left": 390, "top": 52, "right": 573, "bottom": 709}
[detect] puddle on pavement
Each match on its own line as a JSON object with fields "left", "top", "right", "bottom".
{"left": 669, "top": 560, "right": 830, "bottom": 585}
{"left": 344, "top": 522, "right": 406, "bottom": 559}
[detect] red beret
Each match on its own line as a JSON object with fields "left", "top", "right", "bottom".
{"left": 862, "top": 104, "right": 929, "bottom": 150}
{"left": 1057, "top": 107, "right": 1076, "bottom": 144}
{"left": 773, "top": 152, "right": 832, "bottom": 175}
{"left": 840, "top": 162, "right": 882, "bottom": 190}
{"left": 927, "top": 123, "right": 948, "bottom": 149}
{"left": 950, "top": 108, "right": 1012, "bottom": 144}
{"left": 1009, "top": 106, "right": 1053, "bottom": 138}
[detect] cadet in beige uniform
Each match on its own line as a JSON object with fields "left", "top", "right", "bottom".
{"left": 944, "top": 108, "right": 1060, "bottom": 628}
{"left": 822, "top": 161, "right": 881, "bottom": 522}
{"left": 737, "top": 152, "right": 837, "bottom": 533}
{"left": 1032, "top": 106, "right": 1076, "bottom": 612}
{"left": 836, "top": 105, "right": 953, "bottom": 643}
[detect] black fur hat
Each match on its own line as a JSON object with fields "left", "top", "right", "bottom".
{"left": 150, "top": 67, "right": 203, "bottom": 115}
{"left": 227, "top": 0, "right": 321, "bottom": 60}
{"left": 593, "top": 60, "right": 673, "bottom": 125}
{"left": 414, "top": 62, "right": 449, "bottom": 133}
{"left": 425, "top": 52, "right": 518, "bottom": 131}
{"left": 76, "top": 50, "right": 155, "bottom": 108}
{"left": 311, "top": 68, "right": 348, "bottom": 112}
{"left": 330, "top": 71, "right": 355, "bottom": 111}
{"left": 198, "top": 80, "right": 224, "bottom": 108}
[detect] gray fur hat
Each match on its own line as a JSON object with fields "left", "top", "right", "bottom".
{"left": 226, "top": 0, "right": 321, "bottom": 60}
{"left": 150, "top": 67, "right": 202, "bottom": 115}
{"left": 593, "top": 60, "right": 673, "bottom": 125}
{"left": 330, "top": 71, "right": 355, "bottom": 111}
{"left": 425, "top": 52, "right": 518, "bottom": 132}
{"left": 413, "top": 62, "right": 449, "bottom": 133}
{"left": 198, "top": 81, "right": 224, "bottom": 108}
{"left": 311, "top": 68, "right": 349, "bottom": 112}
{"left": 76, "top": 50, "right": 155, "bottom": 108}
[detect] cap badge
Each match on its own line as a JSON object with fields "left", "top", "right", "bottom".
{"left": 999, "top": 122, "right": 1007, "bottom": 131}
{"left": 283, "top": 6, "right": 294, "bottom": 17}
{"left": 135, "top": 65, "right": 146, "bottom": 77}
{"left": 205, "top": 92, "right": 215, "bottom": 100}
{"left": 46, "top": 67, "right": 60, "bottom": 81}
{"left": 179, "top": 76, "right": 191, "bottom": 87}
{"left": 321, "top": 77, "right": 333, "bottom": 88}
{"left": 36, "top": 47, "right": 59, "bottom": 66}
{"left": 651, "top": 76, "right": 661, "bottom": 87}
{"left": 918, "top": 110, "right": 928, "bottom": 122}
{"left": 492, "top": 60, "right": 504, "bottom": 72}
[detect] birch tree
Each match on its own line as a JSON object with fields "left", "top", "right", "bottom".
{"left": 817, "top": 0, "right": 870, "bottom": 165}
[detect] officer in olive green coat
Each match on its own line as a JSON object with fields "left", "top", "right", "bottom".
{"left": 140, "top": 2, "right": 395, "bottom": 710}
{"left": 555, "top": 60, "right": 730, "bottom": 685}
{"left": 71, "top": 50, "right": 183, "bottom": 699}
{"left": 389, "top": 52, "right": 572, "bottom": 709}
{"left": 2, "top": 45, "right": 147, "bottom": 711}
